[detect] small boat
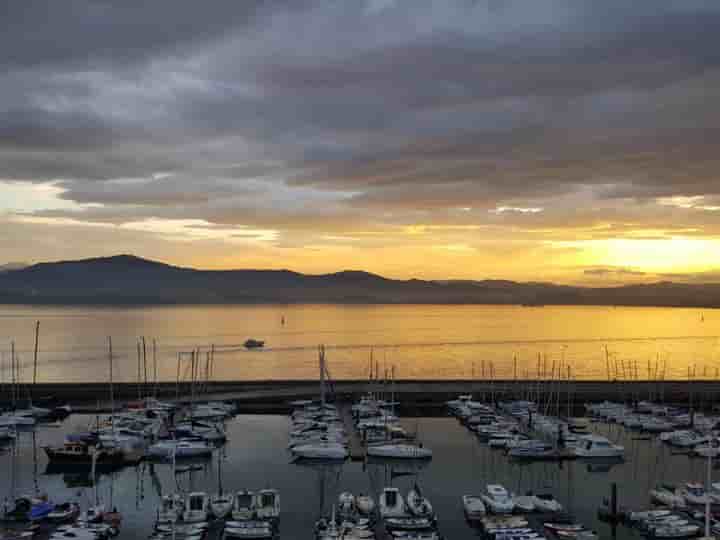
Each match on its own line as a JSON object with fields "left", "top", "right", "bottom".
{"left": 572, "top": 435, "right": 624, "bottom": 458}
{"left": 356, "top": 493, "right": 376, "bottom": 516}
{"left": 482, "top": 484, "right": 515, "bottom": 514}
{"left": 544, "top": 522, "right": 586, "bottom": 533}
{"left": 379, "top": 488, "right": 407, "bottom": 519}
{"left": 384, "top": 516, "right": 434, "bottom": 530}
{"left": 628, "top": 509, "right": 673, "bottom": 522}
{"left": 243, "top": 339, "right": 265, "bottom": 349}
{"left": 530, "top": 493, "right": 562, "bottom": 513}
{"left": 462, "top": 495, "right": 486, "bottom": 521}
{"left": 291, "top": 441, "right": 348, "bottom": 460}
{"left": 232, "top": 490, "right": 255, "bottom": 521}
{"left": 679, "top": 482, "right": 712, "bottom": 505}
{"left": 183, "top": 492, "right": 209, "bottom": 523}
{"left": 651, "top": 524, "right": 700, "bottom": 538}
{"left": 254, "top": 489, "right": 280, "bottom": 521}
{"left": 46, "top": 502, "right": 80, "bottom": 522}
{"left": 2, "top": 496, "right": 54, "bottom": 522}
{"left": 43, "top": 442, "right": 126, "bottom": 465}
{"left": 406, "top": 484, "right": 433, "bottom": 518}
{"left": 157, "top": 494, "right": 184, "bottom": 523}
{"left": 148, "top": 440, "right": 213, "bottom": 459}
{"left": 210, "top": 493, "right": 235, "bottom": 519}
{"left": 511, "top": 494, "right": 536, "bottom": 513}
{"left": 649, "top": 485, "right": 687, "bottom": 508}
{"left": 366, "top": 443, "right": 432, "bottom": 460}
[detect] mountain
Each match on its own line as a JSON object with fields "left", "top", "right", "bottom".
{"left": 0, "top": 262, "right": 28, "bottom": 273}
{"left": 1, "top": 254, "right": 720, "bottom": 307}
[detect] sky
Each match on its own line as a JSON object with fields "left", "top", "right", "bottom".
{"left": 2, "top": 0, "right": 720, "bottom": 285}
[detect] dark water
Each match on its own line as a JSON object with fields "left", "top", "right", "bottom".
{"left": 3, "top": 414, "right": 718, "bottom": 539}
{"left": 1, "top": 304, "right": 720, "bottom": 383}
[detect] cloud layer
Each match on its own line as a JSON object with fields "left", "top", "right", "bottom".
{"left": 2, "top": 0, "right": 720, "bottom": 281}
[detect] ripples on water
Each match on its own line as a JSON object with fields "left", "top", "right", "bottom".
{"left": 0, "top": 304, "right": 718, "bottom": 382}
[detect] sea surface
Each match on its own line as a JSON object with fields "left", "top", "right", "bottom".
{"left": 0, "top": 304, "right": 719, "bottom": 383}
{"left": 3, "top": 413, "right": 718, "bottom": 540}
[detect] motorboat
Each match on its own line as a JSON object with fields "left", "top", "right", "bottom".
{"left": 511, "top": 494, "right": 536, "bottom": 513}
{"left": 651, "top": 524, "right": 700, "bottom": 538}
{"left": 628, "top": 509, "right": 673, "bottom": 522}
{"left": 254, "top": 489, "right": 280, "bottom": 521}
{"left": 356, "top": 493, "right": 376, "bottom": 516}
{"left": 379, "top": 488, "right": 406, "bottom": 519}
{"left": 661, "top": 430, "right": 710, "bottom": 448}
{"left": 43, "top": 441, "right": 127, "bottom": 465}
{"left": 649, "top": 485, "right": 687, "bottom": 508}
{"left": 244, "top": 339, "right": 265, "bottom": 349}
{"left": 232, "top": 490, "right": 256, "bottom": 521}
{"left": 210, "top": 492, "right": 234, "bottom": 519}
{"left": 508, "top": 441, "right": 556, "bottom": 460}
{"left": 366, "top": 443, "right": 432, "bottom": 459}
{"left": 462, "top": 495, "right": 486, "bottom": 521}
{"left": 291, "top": 441, "right": 348, "bottom": 460}
{"left": 679, "top": 482, "right": 712, "bottom": 505}
{"left": 157, "top": 494, "right": 184, "bottom": 523}
{"left": 481, "top": 484, "right": 515, "bottom": 514}
{"left": 384, "top": 516, "right": 435, "bottom": 531}
{"left": 183, "top": 492, "right": 209, "bottom": 523}
{"left": 2, "top": 496, "right": 54, "bottom": 522}
{"left": 225, "top": 520, "right": 274, "bottom": 539}
{"left": 46, "top": 502, "right": 80, "bottom": 522}
{"left": 530, "top": 493, "right": 563, "bottom": 513}
{"left": 572, "top": 435, "right": 624, "bottom": 458}
{"left": 406, "top": 484, "right": 433, "bottom": 518}
{"left": 148, "top": 439, "right": 213, "bottom": 459}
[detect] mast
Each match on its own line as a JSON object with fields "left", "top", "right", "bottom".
{"left": 109, "top": 336, "right": 114, "bottom": 432}
{"left": 31, "top": 320, "right": 39, "bottom": 407}
{"left": 137, "top": 340, "right": 142, "bottom": 402}
{"left": 153, "top": 339, "right": 158, "bottom": 399}
{"left": 319, "top": 345, "right": 326, "bottom": 407}
{"left": 142, "top": 336, "right": 148, "bottom": 401}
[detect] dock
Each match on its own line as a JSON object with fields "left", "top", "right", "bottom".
{"left": 339, "top": 402, "right": 365, "bottom": 461}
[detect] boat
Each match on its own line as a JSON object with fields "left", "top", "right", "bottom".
{"left": 406, "top": 484, "right": 433, "bottom": 518}
{"left": 649, "top": 485, "right": 687, "bottom": 508}
{"left": 462, "top": 495, "right": 486, "bottom": 521}
{"left": 379, "top": 488, "right": 406, "bottom": 519}
{"left": 291, "top": 441, "right": 348, "bottom": 460}
{"left": 232, "top": 490, "right": 255, "bottom": 521}
{"left": 147, "top": 440, "right": 213, "bottom": 459}
{"left": 650, "top": 524, "right": 700, "bottom": 538}
{"left": 224, "top": 520, "right": 274, "bottom": 539}
{"left": 508, "top": 441, "right": 556, "bottom": 460}
{"left": 530, "top": 493, "right": 562, "bottom": 513}
{"left": 243, "top": 339, "right": 265, "bottom": 349}
{"left": 2, "top": 496, "right": 54, "bottom": 522}
{"left": 356, "top": 493, "right": 376, "bottom": 516}
{"left": 511, "top": 494, "right": 536, "bottom": 513}
{"left": 157, "top": 494, "right": 184, "bottom": 523}
{"left": 366, "top": 443, "right": 432, "bottom": 460}
{"left": 481, "top": 484, "right": 515, "bottom": 514}
{"left": 254, "top": 489, "right": 280, "bottom": 522}
{"left": 47, "top": 502, "right": 80, "bottom": 522}
{"left": 183, "top": 492, "right": 209, "bottom": 523}
{"left": 338, "top": 492, "right": 356, "bottom": 519}
{"left": 572, "top": 435, "right": 624, "bottom": 458}
{"left": 43, "top": 442, "right": 126, "bottom": 465}
{"left": 384, "top": 516, "right": 435, "bottom": 530}
{"left": 210, "top": 493, "right": 234, "bottom": 519}
{"left": 628, "top": 509, "right": 673, "bottom": 522}
{"left": 679, "top": 482, "right": 712, "bottom": 505}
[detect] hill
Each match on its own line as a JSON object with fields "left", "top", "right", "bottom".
{"left": 1, "top": 254, "right": 719, "bottom": 307}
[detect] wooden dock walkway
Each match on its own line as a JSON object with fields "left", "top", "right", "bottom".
{"left": 339, "top": 403, "right": 365, "bottom": 461}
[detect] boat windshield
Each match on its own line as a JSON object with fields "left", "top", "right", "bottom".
{"left": 237, "top": 494, "right": 252, "bottom": 507}
{"left": 261, "top": 493, "right": 275, "bottom": 506}
{"left": 386, "top": 490, "right": 397, "bottom": 506}
{"left": 189, "top": 496, "right": 204, "bottom": 511}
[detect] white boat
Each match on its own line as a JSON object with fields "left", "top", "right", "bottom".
{"left": 530, "top": 493, "right": 562, "bottom": 513}
{"left": 628, "top": 509, "right": 673, "bottom": 522}
{"left": 406, "top": 485, "right": 433, "bottom": 518}
{"left": 379, "top": 488, "right": 406, "bottom": 519}
{"left": 651, "top": 524, "right": 700, "bottom": 538}
{"left": 183, "top": 492, "right": 209, "bottom": 523}
{"left": 148, "top": 440, "right": 213, "bottom": 459}
{"left": 462, "top": 495, "right": 486, "bottom": 520}
{"left": 481, "top": 484, "right": 515, "bottom": 514}
{"left": 254, "top": 489, "right": 280, "bottom": 521}
{"left": 679, "top": 482, "right": 712, "bottom": 505}
{"left": 232, "top": 490, "right": 255, "bottom": 521}
{"left": 224, "top": 520, "right": 274, "bottom": 539}
{"left": 210, "top": 493, "right": 234, "bottom": 519}
{"left": 291, "top": 441, "right": 348, "bottom": 460}
{"left": 650, "top": 485, "right": 687, "bottom": 508}
{"left": 366, "top": 443, "right": 432, "bottom": 459}
{"left": 511, "top": 495, "right": 536, "bottom": 513}
{"left": 573, "top": 435, "right": 624, "bottom": 458}
{"left": 356, "top": 493, "right": 376, "bottom": 516}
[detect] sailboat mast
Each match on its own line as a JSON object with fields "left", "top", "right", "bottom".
{"left": 319, "top": 345, "right": 326, "bottom": 407}
{"left": 31, "top": 320, "right": 39, "bottom": 407}
{"left": 108, "top": 336, "right": 114, "bottom": 431}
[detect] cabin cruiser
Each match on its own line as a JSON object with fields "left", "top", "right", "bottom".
{"left": 210, "top": 492, "right": 234, "bottom": 519}
{"left": 481, "top": 484, "right": 515, "bottom": 514}
{"left": 462, "top": 495, "right": 486, "bottom": 521}
{"left": 366, "top": 443, "right": 432, "bottom": 459}
{"left": 291, "top": 441, "right": 348, "bottom": 460}
{"left": 254, "top": 489, "right": 280, "bottom": 522}
{"left": 147, "top": 439, "right": 213, "bottom": 459}
{"left": 232, "top": 490, "right": 255, "bottom": 521}
{"left": 573, "top": 435, "right": 624, "bottom": 458}
{"left": 43, "top": 441, "right": 127, "bottom": 465}
{"left": 379, "top": 488, "right": 406, "bottom": 519}
{"left": 183, "top": 492, "right": 209, "bottom": 523}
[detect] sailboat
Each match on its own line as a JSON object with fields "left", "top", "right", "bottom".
{"left": 210, "top": 451, "right": 234, "bottom": 519}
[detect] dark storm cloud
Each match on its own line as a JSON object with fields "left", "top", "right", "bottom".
{"left": 2, "top": 0, "right": 720, "bottom": 233}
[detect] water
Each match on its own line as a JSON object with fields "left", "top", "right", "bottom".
{"left": 0, "top": 304, "right": 719, "bottom": 382}
{"left": 5, "top": 413, "right": 720, "bottom": 539}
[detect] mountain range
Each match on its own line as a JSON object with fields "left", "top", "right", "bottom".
{"left": 0, "top": 254, "right": 719, "bottom": 307}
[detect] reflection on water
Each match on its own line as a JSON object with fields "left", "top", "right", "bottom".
{"left": 1, "top": 304, "right": 719, "bottom": 382}
{"left": 3, "top": 414, "right": 720, "bottom": 538}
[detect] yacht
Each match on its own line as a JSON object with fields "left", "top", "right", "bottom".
{"left": 291, "top": 441, "right": 348, "bottom": 460}
{"left": 462, "top": 495, "right": 486, "bottom": 521}
{"left": 43, "top": 441, "right": 126, "bottom": 465}
{"left": 232, "top": 490, "right": 255, "bottom": 521}
{"left": 379, "top": 488, "right": 406, "bottom": 519}
{"left": 481, "top": 484, "right": 515, "bottom": 514}
{"left": 147, "top": 439, "right": 213, "bottom": 459}
{"left": 366, "top": 443, "right": 432, "bottom": 459}
{"left": 183, "top": 492, "right": 209, "bottom": 523}
{"left": 254, "top": 489, "right": 280, "bottom": 522}
{"left": 573, "top": 435, "right": 624, "bottom": 458}
{"left": 210, "top": 493, "right": 234, "bottom": 519}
